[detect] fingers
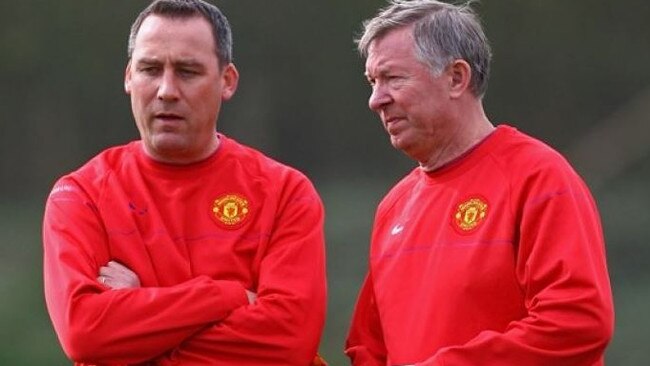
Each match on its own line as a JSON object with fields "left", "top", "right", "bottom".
{"left": 98, "top": 261, "right": 141, "bottom": 289}
{"left": 106, "top": 260, "right": 132, "bottom": 272}
{"left": 99, "top": 261, "right": 135, "bottom": 276}
{"left": 97, "top": 275, "right": 107, "bottom": 286}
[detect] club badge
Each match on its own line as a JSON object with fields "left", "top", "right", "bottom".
{"left": 453, "top": 196, "right": 488, "bottom": 232}
{"left": 211, "top": 194, "right": 250, "bottom": 228}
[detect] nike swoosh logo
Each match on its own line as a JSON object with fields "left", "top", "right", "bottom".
{"left": 391, "top": 224, "right": 404, "bottom": 235}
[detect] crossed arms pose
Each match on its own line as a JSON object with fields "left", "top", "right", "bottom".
{"left": 43, "top": 1, "right": 326, "bottom": 365}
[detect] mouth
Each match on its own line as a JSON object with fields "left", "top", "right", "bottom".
{"left": 154, "top": 112, "right": 184, "bottom": 121}
{"left": 384, "top": 116, "right": 403, "bottom": 124}
{"left": 151, "top": 112, "right": 185, "bottom": 132}
{"left": 383, "top": 116, "right": 404, "bottom": 134}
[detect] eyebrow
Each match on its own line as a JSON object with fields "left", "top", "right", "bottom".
{"left": 135, "top": 57, "right": 205, "bottom": 69}
{"left": 365, "top": 67, "right": 390, "bottom": 79}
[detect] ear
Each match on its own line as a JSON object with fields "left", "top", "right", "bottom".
{"left": 220, "top": 63, "right": 239, "bottom": 101}
{"left": 447, "top": 59, "right": 471, "bottom": 99}
{"left": 124, "top": 60, "right": 133, "bottom": 95}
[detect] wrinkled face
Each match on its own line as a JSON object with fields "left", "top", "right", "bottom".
{"left": 125, "top": 15, "right": 238, "bottom": 164}
{"left": 365, "top": 26, "right": 453, "bottom": 162}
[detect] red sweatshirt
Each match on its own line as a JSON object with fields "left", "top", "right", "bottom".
{"left": 346, "top": 125, "right": 613, "bottom": 366}
{"left": 43, "top": 134, "right": 327, "bottom": 365}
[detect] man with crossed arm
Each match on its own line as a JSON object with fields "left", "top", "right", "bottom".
{"left": 43, "top": 1, "right": 327, "bottom": 364}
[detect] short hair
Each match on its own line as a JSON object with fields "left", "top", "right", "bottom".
{"left": 128, "top": 0, "right": 233, "bottom": 67}
{"left": 357, "top": 0, "right": 492, "bottom": 97}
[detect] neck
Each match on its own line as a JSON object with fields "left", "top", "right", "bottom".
{"left": 144, "top": 135, "right": 221, "bottom": 165}
{"left": 419, "top": 109, "right": 494, "bottom": 172}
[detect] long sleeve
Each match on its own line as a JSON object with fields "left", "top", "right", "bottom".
{"left": 345, "top": 274, "right": 387, "bottom": 366}
{"left": 346, "top": 127, "right": 614, "bottom": 365}
{"left": 418, "top": 165, "right": 614, "bottom": 366}
{"left": 154, "top": 179, "right": 327, "bottom": 365}
{"left": 43, "top": 179, "right": 249, "bottom": 364}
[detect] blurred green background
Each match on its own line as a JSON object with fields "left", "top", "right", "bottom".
{"left": 1, "top": 0, "right": 649, "bottom": 364}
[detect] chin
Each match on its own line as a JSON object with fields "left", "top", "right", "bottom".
{"left": 390, "top": 136, "right": 408, "bottom": 150}
{"left": 391, "top": 139, "right": 419, "bottom": 160}
{"left": 148, "top": 137, "right": 189, "bottom": 154}
{"left": 151, "top": 133, "right": 187, "bottom": 147}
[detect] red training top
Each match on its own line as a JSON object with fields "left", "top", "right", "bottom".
{"left": 346, "top": 125, "right": 613, "bottom": 366}
{"left": 44, "top": 134, "right": 327, "bottom": 365}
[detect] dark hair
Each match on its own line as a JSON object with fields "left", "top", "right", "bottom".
{"left": 128, "top": 0, "right": 233, "bottom": 66}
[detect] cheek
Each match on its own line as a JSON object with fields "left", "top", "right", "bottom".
{"left": 129, "top": 79, "right": 157, "bottom": 98}
{"left": 203, "top": 88, "right": 225, "bottom": 113}
{"left": 404, "top": 92, "right": 436, "bottom": 114}
{"left": 130, "top": 95, "right": 148, "bottom": 119}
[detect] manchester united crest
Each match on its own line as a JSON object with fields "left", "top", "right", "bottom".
{"left": 453, "top": 197, "right": 488, "bottom": 232}
{"left": 212, "top": 194, "right": 250, "bottom": 228}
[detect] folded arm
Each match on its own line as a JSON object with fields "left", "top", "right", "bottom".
{"left": 154, "top": 179, "right": 328, "bottom": 366}
{"left": 43, "top": 180, "right": 249, "bottom": 364}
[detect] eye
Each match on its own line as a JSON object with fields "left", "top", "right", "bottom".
{"left": 178, "top": 69, "right": 200, "bottom": 78}
{"left": 386, "top": 75, "right": 406, "bottom": 88}
{"left": 138, "top": 66, "right": 160, "bottom": 76}
{"left": 176, "top": 67, "right": 203, "bottom": 79}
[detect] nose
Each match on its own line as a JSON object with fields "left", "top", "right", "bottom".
{"left": 368, "top": 84, "right": 392, "bottom": 111}
{"left": 157, "top": 69, "right": 180, "bottom": 101}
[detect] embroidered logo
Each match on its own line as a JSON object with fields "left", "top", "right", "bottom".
{"left": 453, "top": 197, "right": 488, "bottom": 232}
{"left": 212, "top": 194, "right": 249, "bottom": 227}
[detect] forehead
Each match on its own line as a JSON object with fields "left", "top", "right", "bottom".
{"left": 132, "top": 15, "right": 217, "bottom": 61}
{"left": 365, "top": 26, "right": 418, "bottom": 73}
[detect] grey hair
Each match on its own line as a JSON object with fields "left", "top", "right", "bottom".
{"left": 127, "top": 0, "right": 233, "bottom": 67}
{"left": 356, "top": 0, "right": 492, "bottom": 97}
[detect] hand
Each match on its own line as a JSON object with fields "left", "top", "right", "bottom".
{"left": 97, "top": 261, "right": 141, "bottom": 289}
{"left": 245, "top": 289, "right": 257, "bottom": 304}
